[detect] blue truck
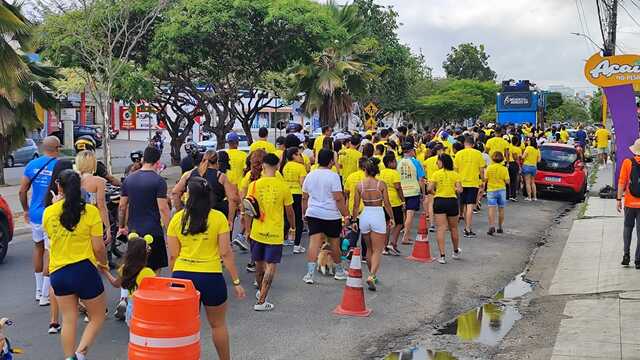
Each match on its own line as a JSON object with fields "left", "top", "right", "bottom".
{"left": 496, "top": 80, "right": 542, "bottom": 126}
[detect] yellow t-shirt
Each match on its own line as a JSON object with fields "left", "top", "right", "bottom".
{"left": 282, "top": 161, "right": 307, "bottom": 195}
{"left": 338, "top": 148, "right": 362, "bottom": 182}
{"left": 249, "top": 176, "right": 293, "bottom": 245}
{"left": 313, "top": 135, "right": 325, "bottom": 156}
{"left": 453, "top": 148, "right": 485, "bottom": 188}
{"left": 345, "top": 170, "right": 365, "bottom": 214}
{"left": 485, "top": 163, "right": 510, "bottom": 192}
{"left": 522, "top": 146, "right": 540, "bottom": 166}
{"left": 559, "top": 130, "right": 569, "bottom": 143}
{"left": 379, "top": 168, "right": 403, "bottom": 207}
{"left": 240, "top": 171, "right": 283, "bottom": 193}
{"left": 167, "top": 209, "right": 229, "bottom": 273}
{"left": 43, "top": 201, "right": 103, "bottom": 273}
{"left": 310, "top": 164, "right": 337, "bottom": 173}
{"left": 486, "top": 137, "right": 510, "bottom": 162}
{"left": 595, "top": 128, "right": 610, "bottom": 148}
{"left": 373, "top": 154, "right": 386, "bottom": 171}
{"left": 423, "top": 155, "right": 440, "bottom": 181}
{"left": 302, "top": 154, "right": 311, "bottom": 171}
{"left": 509, "top": 145, "right": 522, "bottom": 163}
{"left": 226, "top": 148, "right": 248, "bottom": 186}
{"left": 431, "top": 169, "right": 460, "bottom": 199}
{"left": 275, "top": 149, "right": 284, "bottom": 160}
{"left": 119, "top": 266, "right": 155, "bottom": 296}
{"left": 249, "top": 140, "right": 276, "bottom": 154}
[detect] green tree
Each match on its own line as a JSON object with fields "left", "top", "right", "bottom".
{"left": 548, "top": 99, "right": 590, "bottom": 124}
{"left": 442, "top": 43, "right": 496, "bottom": 81}
{"left": 545, "top": 91, "right": 563, "bottom": 109}
{"left": 589, "top": 91, "right": 603, "bottom": 124}
{"left": 0, "top": 1, "right": 57, "bottom": 185}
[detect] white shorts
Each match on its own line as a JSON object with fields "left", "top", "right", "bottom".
{"left": 31, "top": 223, "right": 50, "bottom": 250}
{"left": 358, "top": 206, "right": 386, "bottom": 234}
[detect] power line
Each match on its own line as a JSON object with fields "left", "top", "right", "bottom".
{"left": 579, "top": 0, "right": 596, "bottom": 44}
{"left": 619, "top": 2, "right": 640, "bottom": 29}
{"left": 576, "top": 0, "right": 595, "bottom": 52}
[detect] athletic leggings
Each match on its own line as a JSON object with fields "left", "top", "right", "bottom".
{"left": 285, "top": 194, "right": 304, "bottom": 246}
{"left": 624, "top": 207, "right": 640, "bottom": 262}
{"left": 508, "top": 162, "right": 520, "bottom": 199}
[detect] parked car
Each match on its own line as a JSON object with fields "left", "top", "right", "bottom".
{"left": 4, "top": 139, "right": 39, "bottom": 167}
{"left": 535, "top": 143, "right": 588, "bottom": 202}
{"left": 50, "top": 125, "right": 103, "bottom": 148}
{"left": 0, "top": 194, "right": 14, "bottom": 263}
{"left": 198, "top": 133, "right": 250, "bottom": 151}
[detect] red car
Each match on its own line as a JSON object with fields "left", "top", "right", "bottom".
{"left": 0, "top": 194, "right": 14, "bottom": 263}
{"left": 534, "top": 143, "right": 588, "bottom": 202}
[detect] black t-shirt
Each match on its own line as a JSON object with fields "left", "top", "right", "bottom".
{"left": 121, "top": 169, "right": 167, "bottom": 236}
{"left": 180, "top": 156, "right": 195, "bottom": 174}
{"left": 95, "top": 161, "right": 108, "bottom": 179}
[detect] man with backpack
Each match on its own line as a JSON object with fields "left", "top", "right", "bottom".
{"left": 616, "top": 138, "right": 640, "bottom": 268}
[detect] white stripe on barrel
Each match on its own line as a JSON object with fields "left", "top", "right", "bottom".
{"left": 350, "top": 255, "right": 362, "bottom": 270}
{"left": 346, "top": 276, "right": 363, "bottom": 288}
{"left": 129, "top": 332, "right": 200, "bottom": 348}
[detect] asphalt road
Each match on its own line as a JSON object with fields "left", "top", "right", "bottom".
{"left": 0, "top": 196, "right": 569, "bottom": 360}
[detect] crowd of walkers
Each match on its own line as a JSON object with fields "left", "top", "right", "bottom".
{"left": 20, "top": 120, "right": 598, "bottom": 359}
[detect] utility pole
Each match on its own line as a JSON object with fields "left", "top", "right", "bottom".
{"left": 603, "top": 0, "right": 618, "bottom": 56}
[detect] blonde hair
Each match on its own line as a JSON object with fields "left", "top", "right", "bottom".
{"left": 75, "top": 150, "right": 97, "bottom": 175}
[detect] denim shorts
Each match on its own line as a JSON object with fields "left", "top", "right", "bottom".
{"left": 487, "top": 189, "right": 507, "bottom": 208}
{"left": 522, "top": 165, "right": 537, "bottom": 176}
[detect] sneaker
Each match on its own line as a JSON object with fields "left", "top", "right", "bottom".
{"left": 35, "top": 290, "right": 42, "bottom": 303}
{"left": 622, "top": 254, "right": 631, "bottom": 266}
{"left": 48, "top": 323, "right": 61, "bottom": 334}
{"left": 246, "top": 263, "right": 256, "bottom": 273}
{"left": 452, "top": 248, "right": 461, "bottom": 259}
{"left": 510, "top": 197, "right": 518, "bottom": 202}
{"left": 39, "top": 296, "right": 50, "bottom": 307}
{"left": 429, "top": 225, "right": 436, "bottom": 233}
{"left": 382, "top": 247, "right": 390, "bottom": 255}
{"left": 334, "top": 268, "right": 347, "bottom": 281}
{"left": 303, "top": 272, "right": 315, "bottom": 284}
{"left": 468, "top": 231, "right": 477, "bottom": 237}
{"left": 253, "top": 280, "right": 259, "bottom": 288}
{"left": 253, "top": 301, "right": 275, "bottom": 311}
{"left": 255, "top": 290, "right": 261, "bottom": 300}
{"left": 232, "top": 234, "right": 249, "bottom": 251}
{"left": 487, "top": 227, "right": 495, "bottom": 236}
{"left": 497, "top": 228, "right": 504, "bottom": 234}
{"left": 293, "top": 245, "right": 306, "bottom": 254}
{"left": 114, "top": 299, "right": 127, "bottom": 321}
{"left": 636, "top": 262, "right": 640, "bottom": 270}
{"left": 83, "top": 315, "right": 89, "bottom": 323}
{"left": 390, "top": 247, "right": 401, "bottom": 256}
{"left": 283, "top": 239, "right": 294, "bottom": 246}
{"left": 366, "top": 276, "right": 377, "bottom": 291}
{"left": 438, "top": 256, "right": 446, "bottom": 264}
{"left": 525, "top": 198, "right": 532, "bottom": 201}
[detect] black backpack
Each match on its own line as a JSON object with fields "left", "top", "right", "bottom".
{"left": 629, "top": 159, "right": 640, "bottom": 197}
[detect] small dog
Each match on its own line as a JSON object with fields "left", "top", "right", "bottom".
{"left": 317, "top": 242, "right": 336, "bottom": 276}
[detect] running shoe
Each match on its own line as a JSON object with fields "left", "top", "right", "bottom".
{"left": 48, "top": 323, "right": 61, "bottom": 334}
{"left": 246, "top": 262, "right": 256, "bottom": 273}
{"left": 254, "top": 302, "right": 275, "bottom": 311}
{"left": 283, "top": 239, "right": 294, "bottom": 246}
{"left": 622, "top": 253, "right": 631, "bottom": 266}
{"left": 497, "top": 228, "right": 504, "bottom": 234}
{"left": 487, "top": 227, "right": 495, "bottom": 236}
{"left": 232, "top": 234, "right": 249, "bottom": 251}
{"left": 114, "top": 299, "right": 127, "bottom": 321}
{"left": 303, "top": 272, "right": 314, "bottom": 284}
{"left": 293, "top": 245, "right": 306, "bottom": 254}
{"left": 468, "top": 230, "right": 477, "bottom": 238}
{"left": 452, "top": 248, "right": 461, "bottom": 259}
{"left": 39, "top": 296, "right": 50, "bottom": 307}
{"left": 35, "top": 289, "right": 41, "bottom": 303}
{"left": 253, "top": 280, "right": 259, "bottom": 288}
{"left": 382, "top": 247, "right": 390, "bottom": 255}
{"left": 525, "top": 197, "right": 532, "bottom": 201}
{"left": 366, "top": 276, "right": 377, "bottom": 291}
{"left": 438, "top": 256, "right": 446, "bottom": 264}
{"left": 334, "top": 268, "right": 347, "bottom": 280}
{"left": 510, "top": 197, "right": 518, "bottom": 202}
{"left": 390, "top": 247, "right": 401, "bottom": 256}
{"left": 429, "top": 225, "right": 436, "bottom": 233}
{"left": 473, "top": 208, "right": 479, "bottom": 214}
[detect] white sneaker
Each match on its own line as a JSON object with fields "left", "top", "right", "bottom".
{"left": 35, "top": 290, "right": 41, "bottom": 303}
{"left": 83, "top": 315, "right": 89, "bottom": 323}
{"left": 253, "top": 301, "right": 275, "bottom": 311}
{"left": 334, "top": 268, "right": 347, "bottom": 281}
{"left": 255, "top": 290, "right": 261, "bottom": 300}
{"left": 39, "top": 296, "right": 50, "bottom": 306}
{"left": 114, "top": 299, "right": 127, "bottom": 321}
{"left": 452, "top": 249, "right": 461, "bottom": 259}
{"left": 293, "top": 246, "right": 306, "bottom": 254}
{"left": 438, "top": 256, "right": 446, "bottom": 264}
{"left": 48, "top": 323, "right": 61, "bottom": 334}
{"left": 232, "top": 234, "right": 249, "bottom": 251}
{"left": 283, "top": 239, "right": 294, "bottom": 246}
{"left": 303, "top": 272, "right": 314, "bottom": 284}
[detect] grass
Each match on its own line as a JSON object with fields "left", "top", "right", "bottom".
{"left": 577, "top": 164, "right": 600, "bottom": 219}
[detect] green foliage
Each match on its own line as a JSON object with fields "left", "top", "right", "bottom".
{"left": 545, "top": 92, "right": 563, "bottom": 109}
{"left": 479, "top": 105, "right": 497, "bottom": 123}
{"left": 589, "top": 91, "right": 602, "bottom": 124}
{"left": 548, "top": 99, "right": 590, "bottom": 123}
{"left": 442, "top": 43, "right": 496, "bottom": 81}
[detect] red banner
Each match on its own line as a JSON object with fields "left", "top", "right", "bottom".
{"left": 119, "top": 107, "right": 137, "bottom": 130}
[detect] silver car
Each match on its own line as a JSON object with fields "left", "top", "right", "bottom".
{"left": 5, "top": 139, "right": 39, "bottom": 167}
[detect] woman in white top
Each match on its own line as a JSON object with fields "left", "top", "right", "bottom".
{"left": 76, "top": 150, "right": 111, "bottom": 245}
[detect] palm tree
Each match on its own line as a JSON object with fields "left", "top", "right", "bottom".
{"left": 0, "top": 0, "right": 57, "bottom": 184}
{"left": 289, "top": 1, "right": 380, "bottom": 128}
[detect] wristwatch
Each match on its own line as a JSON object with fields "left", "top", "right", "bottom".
{"left": 232, "top": 279, "right": 241, "bottom": 286}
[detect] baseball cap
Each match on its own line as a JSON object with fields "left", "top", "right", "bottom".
{"left": 226, "top": 132, "right": 239, "bottom": 142}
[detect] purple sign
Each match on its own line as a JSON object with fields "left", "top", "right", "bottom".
{"left": 602, "top": 84, "right": 639, "bottom": 185}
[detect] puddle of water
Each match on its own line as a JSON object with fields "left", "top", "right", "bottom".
{"left": 383, "top": 347, "right": 457, "bottom": 360}
{"left": 497, "top": 272, "right": 534, "bottom": 299}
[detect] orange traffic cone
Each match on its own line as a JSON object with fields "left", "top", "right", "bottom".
{"left": 407, "top": 233, "right": 435, "bottom": 263}
{"left": 333, "top": 248, "right": 372, "bottom": 317}
{"left": 417, "top": 212, "right": 428, "bottom": 235}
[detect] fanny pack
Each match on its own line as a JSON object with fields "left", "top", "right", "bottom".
{"left": 242, "top": 181, "right": 263, "bottom": 221}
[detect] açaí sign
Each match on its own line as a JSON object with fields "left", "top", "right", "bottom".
{"left": 584, "top": 53, "right": 640, "bottom": 87}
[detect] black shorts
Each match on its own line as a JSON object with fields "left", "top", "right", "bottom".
{"left": 385, "top": 206, "right": 405, "bottom": 225}
{"left": 433, "top": 197, "right": 459, "bottom": 217}
{"left": 172, "top": 271, "right": 227, "bottom": 307}
{"left": 147, "top": 233, "right": 168, "bottom": 270}
{"left": 51, "top": 259, "right": 104, "bottom": 300}
{"left": 250, "top": 241, "right": 283, "bottom": 264}
{"left": 461, "top": 187, "right": 479, "bottom": 204}
{"left": 405, "top": 196, "right": 421, "bottom": 211}
{"left": 306, "top": 216, "right": 342, "bottom": 238}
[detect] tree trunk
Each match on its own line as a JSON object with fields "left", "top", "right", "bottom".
{"left": 170, "top": 137, "right": 183, "bottom": 165}
{"left": 215, "top": 131, "right": 226, "bottom": 150}
{"left": 0, "top": 154, "right": 5, "bottom": 186}
{"left": 241, "top": 118, "right": 254, "bottom": 144}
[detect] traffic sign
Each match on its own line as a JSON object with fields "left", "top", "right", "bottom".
{"left": 364, "top": 102, "right": 379, "bottom": 117}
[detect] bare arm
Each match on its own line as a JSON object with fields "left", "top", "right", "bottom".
{"left": 167, "top": 235, "right": 180, "bottom": 272}
{"left": 351, "top": 186, "right": 361, "bottom": 219}
{"left": 118, "top": 196, "right": 129, "bottom": 231}
{"left": 171, "top": 171, "right": 190, "bottom": 211}
{"left": 395, "top": 182, "right": 405, "bottom": 203}
{"left": 220, "top": 174, "right": 239, "bottom": 225}
{"left": 302, "top": 192, "right": 309, "bottom": 217}
{"left": 332, "top": 191, "right": 349, "bottom": 218}
{"left": 217, "top": 231, "right": 243, "bottom": 300}
{"left": 455, "top": 180, "right": 463, "bottom": 194}
{"left": 285, "top": 204, "right": 295, "bottom": 231}
{"left": 157, "top": 198, "right": 171, "bottom": 229}
{"left": 91, "top": 235, "right": 108, "bottom": 267}
{"left": 18, "top": 176, "right": 31, "bottom": 222}
{"left": 95, "top": 178, "right": 111, "bottom": 244}
{"left": 381, "top": 183, "right": 394, "bottom": 222}
{"left": 427, "top": 181, "right": 436, "bottom": 194}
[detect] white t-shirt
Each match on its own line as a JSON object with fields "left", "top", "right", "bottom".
{"left": 302, "top": 168, "right": 343, "bottom": 220}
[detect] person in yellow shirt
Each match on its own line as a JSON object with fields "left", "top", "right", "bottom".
{"left": 313, "top": 126, "right": 332, "bottom": 157}
{"left": 453, "top": 136, "right": 485, "bottom": 238}
{"left": 559, "top": 125, "right": 569, "bottom": 144}
{"left": 249, "top": 127, "right": 276, "bottom": 154}
{"left": 485, "top": 152, "right": 510, "bottom": 235}
{"left": 379, "top": 155, "right": 405, "bottom": 255}
{"left": 247, "top": 154, "right": 294, "bottom": 311}
{"left": 42, "top": 169, "right": 108, "bottom": 359}
{"left": 522, "top": 138, "right": 541, "bottom": 201}
{"left": 225, "top": 132, "right": 248, "bottom": 187}
{"left": 594, "top": 124, "right": 611, "bottom": 166}
{"left": 508, "top": 136, "right": 523, "bottom": 201}
{"left": 338, "top": 136, "right": 363, "bottom": 183}
{"left": 280, "top": 147, "right": 307, "bottom": 253}
{"left": 344, "top": 157, "right": 367, "bottom": 216}
{"left": 423, "top": 143, "right": 444, "bottom": 232}
{"left": 167, "top": 176, "right": 245, "bottom": 358}
{"left": 485, "top": 127, "right": 510, "bottom": 164}
{"left": 427, "top": 154, "right": 462, "bottom": 264}
{"left": 274, "top": 136, "right": 286, "bottom": 160}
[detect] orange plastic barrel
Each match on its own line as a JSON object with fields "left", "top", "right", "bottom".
{"left": 128, "top": 277, "right": 201, "bottom": 360}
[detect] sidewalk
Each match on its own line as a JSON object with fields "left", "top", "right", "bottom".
{"left": 1, "top": 165, "right": 183, "bottom": 236}
{"left": 548, "top": 164, "right": 640, "bottom": 359}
